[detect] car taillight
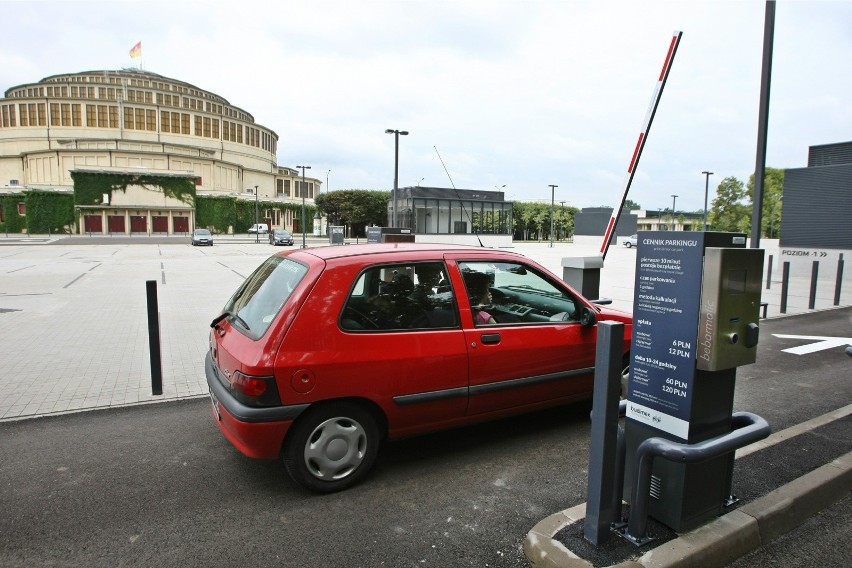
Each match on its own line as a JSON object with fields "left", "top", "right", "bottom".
{"left": 232, "top": 371, "right": 267, "bottom": 396}
{"left": 230, "top": 371, "right": 281, "bottom": 407}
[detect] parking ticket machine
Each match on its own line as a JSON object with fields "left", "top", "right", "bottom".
{"left": 696, "top": 247, "right": 763, "bottom": 371}
{"left": 624, "top": 232, "right": 764, "bottom": 531}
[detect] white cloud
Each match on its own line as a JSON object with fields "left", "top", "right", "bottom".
{"left": 2, "top": 0, "right": 851, "bottom": 211}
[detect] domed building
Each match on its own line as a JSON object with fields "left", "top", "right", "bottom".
{"left": 0, "top": 68, "right": 320, "bottom": 234}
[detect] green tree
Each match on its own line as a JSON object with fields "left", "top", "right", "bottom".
{"left": 624, "top": 199, "right": 642, "bottom": 210}
{"left": 709, "top": 176, "right": 750, "bottom": 232}
{"left": 512, "top": 201, "right": 577, "bottom": 241}
{"left": 316, "top": 190, "right": 390, "bottom": 237}
{"left": 746, "top": 167, "right": 784, "bottom": 238}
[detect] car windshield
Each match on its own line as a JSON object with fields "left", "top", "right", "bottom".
{"left": 195, "top": 229, "right": 211, "bottom": 236}
{"left": 222, "top": 256, "right": 308, "bottom": 338}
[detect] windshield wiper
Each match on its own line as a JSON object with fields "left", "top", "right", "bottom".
{"left": 210, "top": 310, "right": 251, "bottom": 331}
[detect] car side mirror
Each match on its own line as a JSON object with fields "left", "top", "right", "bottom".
{"left": 580, "top": 306, "right": 597, "bottom": 326}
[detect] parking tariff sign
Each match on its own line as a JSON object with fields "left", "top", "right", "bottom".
{"left": 627, "top": 232, "right": 705, "bottom": 441}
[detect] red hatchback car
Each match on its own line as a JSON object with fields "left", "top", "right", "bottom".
{"left": 206, "top": 243, "right": 632, "bottom": 492}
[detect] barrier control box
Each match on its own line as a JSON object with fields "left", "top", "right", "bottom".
{"left": 624, "top": 231, "right": 765, "bottom": 531}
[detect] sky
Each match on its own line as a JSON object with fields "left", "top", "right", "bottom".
{"left": 2, "top": 0, "right": 851, "bottom": 211}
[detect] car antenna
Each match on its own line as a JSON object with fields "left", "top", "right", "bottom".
{"left": 434, "top": 145, "right": 485, "bottom": 247}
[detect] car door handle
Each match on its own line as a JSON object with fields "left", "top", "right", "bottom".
{"left": 480, "top": 333, "right": 501, "bottom": 345}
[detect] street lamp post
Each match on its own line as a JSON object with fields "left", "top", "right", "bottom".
{"left": 549, "top": 184, "right": 558, "bottom": 247}
{"left": 254, "top": 185, "right": 259, "bottom": 243}
{"left": 671, "top": 194, "right": 678, "bottom": 231}
{"left": 297, "top": 165, "right": 311, "bottom": 248}
{"left": 701, "top": 171, "right": 714, "bottom": 231}
{"left": 385, "top": 129, "right": 408, "bottom": 227}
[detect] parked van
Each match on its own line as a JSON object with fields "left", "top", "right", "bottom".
{"left": 248, "top": 223, "right": 269, "bottom": 234}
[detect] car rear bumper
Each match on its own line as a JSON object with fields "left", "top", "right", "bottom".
{"left": 205, "top": 352, "right": 308, "bottom": 459}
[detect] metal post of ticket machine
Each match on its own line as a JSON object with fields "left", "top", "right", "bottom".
{"left": 617, "top": 231, "right": 770, "bottom": 544}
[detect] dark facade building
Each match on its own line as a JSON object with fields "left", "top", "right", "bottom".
{"left": 574, "top": 207, "right": 637, "bottom": 237}
{"left": 781, "top": 141, "right": 852, "bottom": 249}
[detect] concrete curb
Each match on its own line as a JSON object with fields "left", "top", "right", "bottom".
{"left": 524, "top": 449, "right": 852, "bottom": 568}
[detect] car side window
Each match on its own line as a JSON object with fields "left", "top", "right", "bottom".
{"left": 340, "top": 262, "right": 459, "bottom": 331}
{"left": 458, "top": 261, "right": 579, "bottom": 325}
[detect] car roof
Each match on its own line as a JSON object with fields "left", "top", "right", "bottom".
{"left": 292, "top": 242, "right": 523, "bottom": 262}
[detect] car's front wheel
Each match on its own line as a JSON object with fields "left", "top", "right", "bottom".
{"left": 283, "top": 402, "right": 380, "bottom": 493}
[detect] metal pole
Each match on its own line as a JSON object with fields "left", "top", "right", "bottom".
{"left": 549, "top": 184, "right": 557, "bottom": 248}
{"left": 385, "top": 129, "right": 408, "bottom": 228}
{"left": 254, "top": 185, "right": 259, "bottom": 243}
{"left": 393, "top": 134, "right": 399, "bottom": 227}
{"left": 751, "top": 0, "right": 776, "bottom": 249}
{"left": 297, "top": 165, "right": 311, "bottom": 248}
{"left": 584, "top": 321, "right": 624, "bottom": 545}
{"left": 671, "top": 195, "right": 678, "bottom": 230}
{"left": 702, "top": 171, "right": 713, "bottom": 231}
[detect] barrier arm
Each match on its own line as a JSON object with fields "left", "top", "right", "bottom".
{"left": 601, "top": 30, "right": 682, "bottom": 260}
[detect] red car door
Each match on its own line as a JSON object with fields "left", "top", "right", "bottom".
{"left": 447, "top": 255, "right": 600, "bottom": 416}
{"left": 280, "top": 258, "right": 471, "bottom": 439}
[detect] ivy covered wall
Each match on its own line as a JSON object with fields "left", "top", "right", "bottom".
{"left": 196, "top": 195, "right": 315, "bottom": 234}
{"left": 25, "top": 192, "right": 75, "bottom": 233}
{"left": 0, "top": 194, "right": 27, "bottom": 233}
{"left": 0, "top": 191, "right": 75, "bottom": 234}
{"left": 0, "top": 180, "right": 317, "bottom": 235}
{"left": 70, "top": 171, "right": 196, "bottom": 206}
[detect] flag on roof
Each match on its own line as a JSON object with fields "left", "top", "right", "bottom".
{"left": 129, "top": 42, "right": 142, "bottom": 59}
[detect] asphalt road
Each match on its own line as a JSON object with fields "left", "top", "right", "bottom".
{"left": 1, "top": 308, "right": 849, "bottom": 567}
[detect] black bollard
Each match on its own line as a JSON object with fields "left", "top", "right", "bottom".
{"left": 780, "top": 262, "right": 790, "bottom": 314}
{"left": 146, "top": 280, "right": 163, "bottom": 396}
{"left": 809, "top": 261, "right": 819, "bottom": 310}
{"left": 765, "top": 254, "right": 773, "bottom": 290}
{"left": 835, "top": 254, "right": 844, "bottom": 306}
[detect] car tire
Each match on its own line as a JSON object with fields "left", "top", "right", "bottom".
{"left": 283, "top": 402, "right": 380, "bottom": 493}
{"left": 625, "top": 242, "right": 632, "bottom": 248}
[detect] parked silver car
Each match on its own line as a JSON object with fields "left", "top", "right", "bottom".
{"left": 269, "top": 229, "right": 294, "bottom": 246}
{"left": 623, "top": 234, "right": 638, "bottom": 248}
{"left": 191, "top": 228, "right": 213, "bottom": 246}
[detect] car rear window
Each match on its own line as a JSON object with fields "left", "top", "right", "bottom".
{"left": 341, "top": 262, "right": 458, "bottom": 331}
{"left": 223, "top": 256, "right": 308, "bottom": 338}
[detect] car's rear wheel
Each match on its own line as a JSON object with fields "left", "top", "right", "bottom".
{"left": 283, "top": 402, "right": 380, "bottom": 493}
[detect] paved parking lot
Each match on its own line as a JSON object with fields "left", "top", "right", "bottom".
{"left": 0, "top": 234, "right": 848, "bottom": 421}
